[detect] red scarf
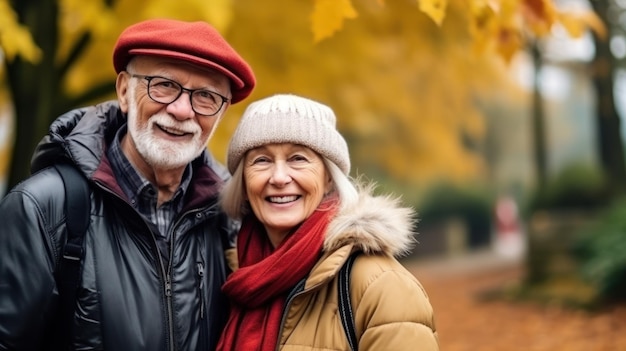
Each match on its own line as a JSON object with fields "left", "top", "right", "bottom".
{"left": 216, "top": 199, "right": 337, "bottom": 351}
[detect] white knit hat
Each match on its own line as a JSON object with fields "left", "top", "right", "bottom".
{"left": 227, "top": 94, "right": 350, "bottom": 175}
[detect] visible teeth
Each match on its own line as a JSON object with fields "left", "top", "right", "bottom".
{"left": 161, "top": 126, "right": 186, "bottom": 135}
{"left": 268, "top": 196, "right": 298, "bottom": 203}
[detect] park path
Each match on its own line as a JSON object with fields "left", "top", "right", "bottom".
{"left": 403, "top": 250, "right": 626, "bottom": 351}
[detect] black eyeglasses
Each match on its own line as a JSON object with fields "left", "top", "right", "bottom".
{"left": 130, "top": 74, "right": 229, "bottom": 116}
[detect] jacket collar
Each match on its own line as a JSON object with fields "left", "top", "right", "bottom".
{"left": 323, "top": 189, "right": 416, "bottom": 258}
{"left": 31, "top": 100, "right": 228, "bottom": 208}
{"left": 302, "top": 189, "right": 416, "bottom": 290}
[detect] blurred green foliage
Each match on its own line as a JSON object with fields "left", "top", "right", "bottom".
{"left": 526, "top": 163, "right": 611, "bottom": 214}
{"left": 573, "top": 198, "right": 626, "bottom": 302}
{"left": 417, "top": 183, "right": 494, "bottom": 248}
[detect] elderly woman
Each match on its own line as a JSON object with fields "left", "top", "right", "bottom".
{"left": 216, "top": 94, "right": 439, "bottom": 351}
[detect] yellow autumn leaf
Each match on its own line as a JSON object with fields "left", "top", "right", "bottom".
{"left": 469, "top": 0, "right": 498, "bottom": 17}
{"left": 470, "top": 0, "right": 499, "bottom": 13}
{"left": 418, "top": 0, "right": 448, "bottom": 26}
{"left": 496, "top": 27, "right": 523, "bottom": 63}
{"left": 0, "top": 0, "right": 41, "bottom": 63}
{"left": 0, "top": 26, "right": 42, "bottom": 63}
{"left": 311, "top": 0, "right": 358, "bottom": 42}
{"left": 557, "top": 10, "right": 606, "bottom": 40}
{"left": 468, "top": 0, "right": 498, "bottom": 54}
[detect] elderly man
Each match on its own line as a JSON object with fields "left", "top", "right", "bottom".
{"left": 0, "top": 19, "right": 255, "bottom": 351}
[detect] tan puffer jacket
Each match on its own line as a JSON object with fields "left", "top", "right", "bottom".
{"left": 276, "top": 189, "right": 439, "bottom": 350}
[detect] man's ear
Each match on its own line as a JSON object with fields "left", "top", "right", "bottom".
{"left": 116, "top": 72, "right": 131, "bottom": 113}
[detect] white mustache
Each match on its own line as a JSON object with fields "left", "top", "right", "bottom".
{"left": 148, "top": 113, "right": 201, "bottom": 135}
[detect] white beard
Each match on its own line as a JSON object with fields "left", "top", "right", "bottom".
{"left": 126, "top": 88, "right": 207, "bottom": 170}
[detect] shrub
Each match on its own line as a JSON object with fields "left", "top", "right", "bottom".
{"left": 572, "top": 198, "right": 626, "bottom": 301}
{"left": 527, "top": 163, "right": 611, "bottom": 213}
{"left": 417, "top": 183, "right": 494, "bottom": 248}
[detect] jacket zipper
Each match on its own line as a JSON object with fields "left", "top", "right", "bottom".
{"left": 164, "top": 273, "right": 175, "bottom": 351}
{"left": 164, "top": 207, "right": 211, "bottom": 351}
{"left": 146, "top": 212, "right": 176, "bottom": 351}
{"left": 197, "top": 262, "right": 205, "bottom": 319}
{"left": 274, "top": 279, "right": 307, "bottom": 351}
{"left": 197, "top": 261, "right": 208, "bottom": 350}
{"left": 96, "top": 182, "right": 214, "bottom": 351}
{"left": 164, "top": 214, "right": 184, "bottom": 351}
{"left": 95, "top": 184, "right": 177, "bottom": 351}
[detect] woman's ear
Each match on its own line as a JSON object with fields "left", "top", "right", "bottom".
{"left": 324, "top": 177, "right": 333, "bottom": 196}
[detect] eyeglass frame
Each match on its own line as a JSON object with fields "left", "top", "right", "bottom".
{"left": 128, "top": 73, "right": 230, "bottom": 116}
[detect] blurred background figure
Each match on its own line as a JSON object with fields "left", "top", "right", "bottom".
{"left": 493, "top": 194, "right": 526, "bottom": 259}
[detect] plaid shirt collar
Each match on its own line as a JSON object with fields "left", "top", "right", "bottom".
{"left": 107, "top": 125, "right": 192, "bottom": 236}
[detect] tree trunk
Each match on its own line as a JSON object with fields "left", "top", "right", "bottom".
{"left": 4, "top": 1, "right": 116, "bottom": 190}
{"left": 590, "top": 0, "right": 626, "bottom": 195}
{"left": 6, "top": 0, "right": 60, "bottom": 189}
{"left": 531, "top": 41, "right": 548, "bottom": 191}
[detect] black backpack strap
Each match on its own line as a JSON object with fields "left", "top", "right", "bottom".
{"left": 338, "top": 251, "right": 360, "bottom": 351}
{"left": 52, "top": 163, "right": 91, "bottom": 350}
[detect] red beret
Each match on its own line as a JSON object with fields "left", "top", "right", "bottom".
{"left": 113, "top": 19, "right": 255, "bottom": 104}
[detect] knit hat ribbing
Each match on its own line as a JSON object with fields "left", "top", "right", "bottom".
{"left": 227, "top": 94, "right": 350, "bottom": 175}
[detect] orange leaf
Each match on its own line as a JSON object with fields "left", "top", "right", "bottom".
{"left": 497, "top": 27, "right": 523, "bottom": 63}
{"left": 521, "top": 0, "right": 557, "bottom": 36}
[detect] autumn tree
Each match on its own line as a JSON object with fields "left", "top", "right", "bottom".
{"left": 0, "top": 0, "right": 515, "bottom": 193}
{"left": 307, "top": 0, "right": 608, "bottom": 190}
{"left": 224, "top": 0, "right": 528, "bottom": 191}
{"left": 1, "top": 0, "right": 606, "bottom": 196}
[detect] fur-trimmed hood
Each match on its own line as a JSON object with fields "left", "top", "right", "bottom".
{"left": 323, "top": 187, "right": 417, "bottom": 258}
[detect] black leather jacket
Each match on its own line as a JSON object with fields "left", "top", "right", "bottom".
{"left": 0, "top": 101, "right": 236, "bottom": 351}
